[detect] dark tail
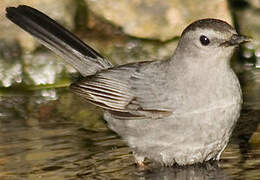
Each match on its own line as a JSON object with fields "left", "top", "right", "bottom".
{"left": 6, "top": 5, "right": 113, "bottom": 76}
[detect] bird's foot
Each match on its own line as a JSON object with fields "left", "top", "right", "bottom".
{"left": 134, "top": 153, "right": 145, "bottom": 166}
{"left": 136, "top": 159, "right": 145, "bottom": 166}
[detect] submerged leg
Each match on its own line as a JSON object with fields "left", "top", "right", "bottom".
{"left": 133, "top": 152, "right": 145, "bottom": 166}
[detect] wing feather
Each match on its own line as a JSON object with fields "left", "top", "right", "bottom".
{"left": 70, "top": 61, "right": 173, "bottom": 119}
{"left": 70, "top": 64, "right": 137, "bottom": 111}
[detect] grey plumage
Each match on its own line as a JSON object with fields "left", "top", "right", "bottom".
{"left": 6, "top": 5, "right": 250, "bottom": 166}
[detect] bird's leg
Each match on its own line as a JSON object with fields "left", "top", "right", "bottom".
{"left": 216, "top": 144, "right": 228, "bottom": 160}
{"left": 133, "top": 152, "right": 145, "bottom": 166}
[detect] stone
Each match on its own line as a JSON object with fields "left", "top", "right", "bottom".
{"left": 22, "top": 51, "right": 72, "bottom": 87}
{"left": 85, "top": 0, "right": 232, "bottom": 41}
{"left": 0, "top": 0, "right": 76, "bottom": 51}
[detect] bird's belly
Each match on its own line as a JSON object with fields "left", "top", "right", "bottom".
{"left": 104, "top": 102, "right": 241, "bottom": 165}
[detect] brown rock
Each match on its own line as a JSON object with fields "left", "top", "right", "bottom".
{"left": 86, "top": 0, "right": 232, "bottom": 41}
{"left": 0, "top": 0, "right": 76, "bottom": 51}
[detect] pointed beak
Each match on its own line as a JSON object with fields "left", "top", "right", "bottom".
{"left": 220, "top": 34, "right": 251, "bottom": 47}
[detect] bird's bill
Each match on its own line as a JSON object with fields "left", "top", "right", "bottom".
{"left": 220, "top": 34, "right": 251, "bottom": 47}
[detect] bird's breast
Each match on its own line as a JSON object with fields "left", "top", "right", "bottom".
{"left": 168, "top": 67, "right": 242, "bottom": 114}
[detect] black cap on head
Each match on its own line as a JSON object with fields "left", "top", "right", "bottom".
{"left": 181, "top": 18, "right": 235, "bottom": 36}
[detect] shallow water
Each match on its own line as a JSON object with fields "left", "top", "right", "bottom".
{"left": 0, "top": 66, "right": 259, "bottom": 179}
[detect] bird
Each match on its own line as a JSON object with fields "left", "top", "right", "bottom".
{"left": 6, "top": 5, "right": 250, "bottom": 166}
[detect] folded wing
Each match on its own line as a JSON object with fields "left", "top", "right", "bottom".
{"left": 70, "top": 61, "right": 173, "bottom": 119}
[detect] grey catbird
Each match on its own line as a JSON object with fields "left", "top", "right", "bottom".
{"left": 6, "top": 5, "right": 250, "bottom": 166}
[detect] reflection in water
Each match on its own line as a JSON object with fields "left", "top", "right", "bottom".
{"left": 136, "top": 163, "right": 231, "bottom": 180}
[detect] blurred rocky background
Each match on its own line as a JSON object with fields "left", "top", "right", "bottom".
{"left": 0, "top": 0, "right": 239, "bottom": 88}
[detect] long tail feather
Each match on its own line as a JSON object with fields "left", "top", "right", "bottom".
{"left": 6, "top": 5, "right": 112, "bottom": 76}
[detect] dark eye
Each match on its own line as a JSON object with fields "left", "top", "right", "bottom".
{"left": 200, "top": 35, "right": 210, "bottom": 46}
